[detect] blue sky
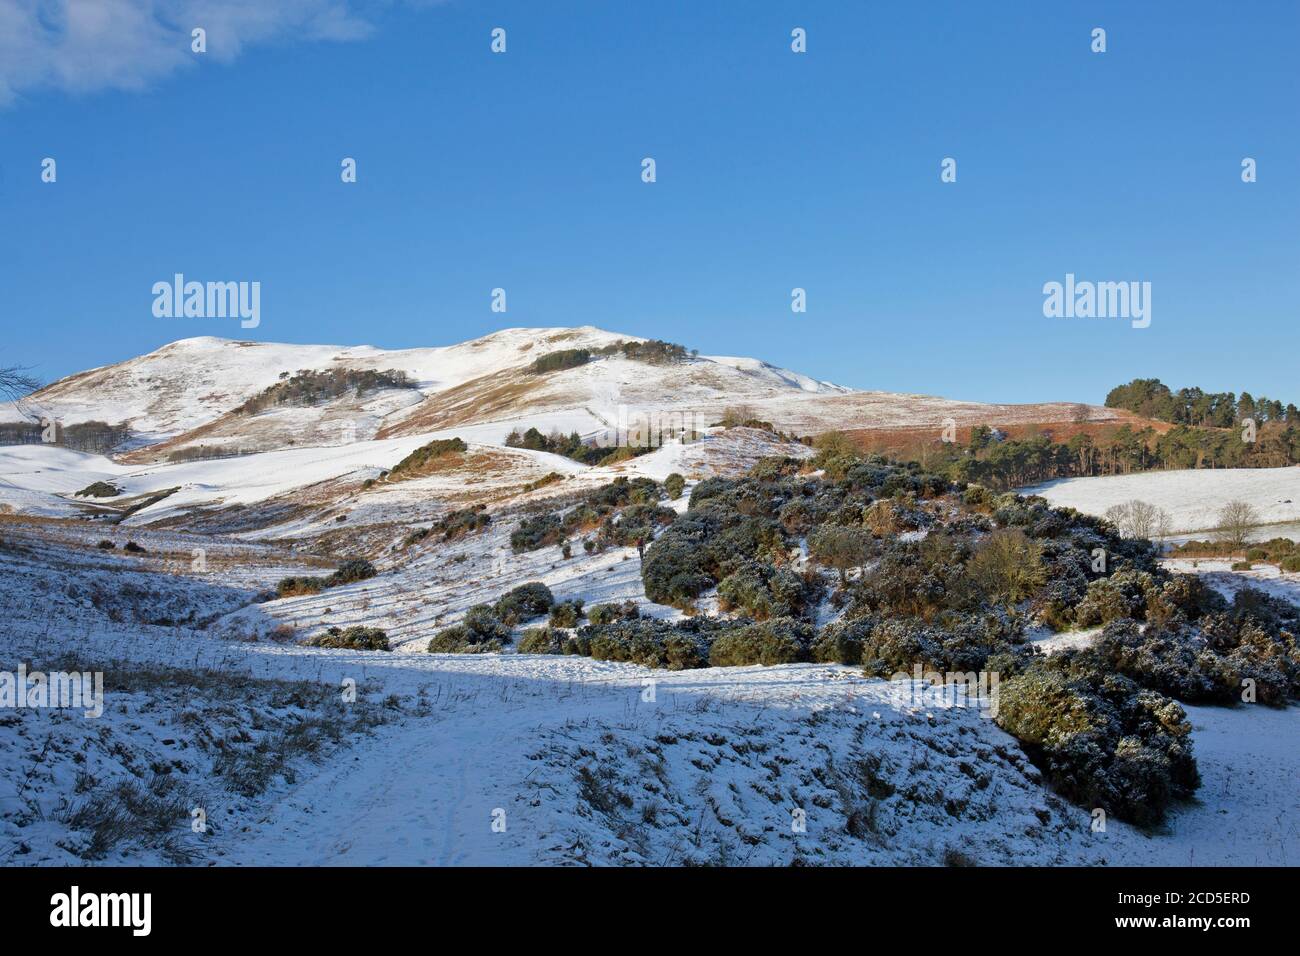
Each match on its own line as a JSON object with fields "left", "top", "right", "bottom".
{"left": 3, "top": 0, "right": 1297, "bottom": 404}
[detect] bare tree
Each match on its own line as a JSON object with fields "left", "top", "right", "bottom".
{"left": 1217, "top": 500, "right": 1260, "bottom": 551}
{"left": 1104, "top": 499, "right": 1173, "bottom": 545}
{"left": 0, "top": 366, "right": 40, "bottom": 402}
{"left": 1126, "top": 500, "right": 1161, "bottom": 540}
{"left": 1104, "top": 502, "right": 1132, "bottom": 536}
{"left": 1153, "top": 506, "right": 1173, "bottom": 546}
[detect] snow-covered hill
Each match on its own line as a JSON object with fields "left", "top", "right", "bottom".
{"left": 6, "top": 325, "right": 1115, "bottom": 458}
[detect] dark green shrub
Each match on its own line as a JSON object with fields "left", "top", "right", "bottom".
{"left": 511, "top": 512, "right": 564, "bottom": 553}
{"left": 429, "top": 505, "right": 490, "bottom": 541}
{"left": 428, "top": 604, "right": 511, "bottom": 653}
{"left": 664, "top": 473, "right": 686, "bottom": 499}
{"left": 1074, "top": 570, "right": 1159, "bottom": 627}
{"left": 494, "top": 582, "right": 554, "bottom": 624}
{"left": 582, "top": 619, "right": 710, "bottom": 670}
{"left": 427, "top": 627, "right": 503, "bottom": 654}
{"left": 124, "top": 541, "right": 146, "bottom": 554}
{"left": 518, "top": 627, "right": 562, "bottom": 654}
{"left": 329, "top": 559, "right": 377, "bottom": 586}
{"left": 528, "top": 349, "right": 590, "bottom": 374}
{"left": 810, "top": 619, "right": 871, "bottom": 664}
{"left": 276, "top": 575, "right": 328, "bottom": 597}
{"left": 96, "top": 540, "right": 116, "bottom": 550}
{"left": 708, "top": 618, "right": 812, "bottom": 666}
{"left": 548, "top": 600, "right": 584, "bottom": 628}
{"left": 995, "top": 655, "right": 1199, "bottom": 826}
{"left": 76, "top": 481, "right": 120, "bottom": 498}
{"left": 1281, "top": 554, "right": 1300, "bottom": 572}
{"left": 587, "top": 601, "right": 640, "bottom": 626}
{"left": 307, "top": 625, "right": 390, "bottom": 651}
{"left": 389, "top": 437, "right": 468, "bottom": 477}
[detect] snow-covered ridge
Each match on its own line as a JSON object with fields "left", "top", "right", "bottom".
{"left": 3, "top": 326, "right": 854, "bottom": 445}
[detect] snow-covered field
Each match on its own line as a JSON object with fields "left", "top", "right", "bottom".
{"left": 1023, "top": 467, "right": 1300, "bottom": 535}
{"left": 1, "top": 513, "right": 1296, "bottom": 866}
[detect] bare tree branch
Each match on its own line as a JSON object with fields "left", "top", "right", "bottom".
{"left": 0, "top": 365, "right": 42, "bottom": 402}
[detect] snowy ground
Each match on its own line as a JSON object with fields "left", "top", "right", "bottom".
{"left": 1, "top": 526, "right": 1296, "bottom": 866}
{"left": 1023, "top": 466, "right": 1300, "bottom": 535}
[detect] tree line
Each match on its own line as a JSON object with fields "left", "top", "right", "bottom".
{"left": 1105, "top": 377, "right": 1297, "bottom": 427}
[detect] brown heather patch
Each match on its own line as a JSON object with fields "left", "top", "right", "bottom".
{"left": 380, "top": 448, "right": 511, "bottom": 483}
{"left": 840, "top": 414, "right": 1173, "bottom": 459}
{"left": 376, "top": 371, "right": 550, "bottom": 438}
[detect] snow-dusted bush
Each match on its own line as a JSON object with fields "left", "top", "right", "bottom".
{"left": 586, "top": 601, "right": 640, "bottom": 626}
{"left": 307, "top": 625, "right": 390, "bottom": 652}
{"left": 518, "top": 627, "right": 560, "bottom": 654}
{"left": 76, "top": 481, "right": 120, "bottom": 498}
{"left": 582, "top": 619, "right": 712, "bottom": 670}
{"left": 329, "top": 559, "right": 377, "bottom": 585}
{"left": 276, "top": 575, "right": 328, "bottom": 597}
{"left": 428, "top": 603, "right": 512, "bottom": 653}
{"left": 548, "top": 599, "right": 584, "bottom": 628}
{"left": 494, "top": 582, "right": 554, "bottom": 624}
{"left": 810, "top": 618, "right": 872, "bottom": 664}
{"left": 276, "top": 558, "right": 376, "bottom": 598}
{"left": 995, "top": 655, "right": 1199, "bottom": 826}
{"left": 664, "top": 472, "right": 686, "bottom": 499}
{"left": 597, "top": 503, "right": 676, "bottom": 548}
{"left": 511, "top": 512, "right": 563, "bottom": 553}
{"left": 716, "top": 561, "right": 815, "bottom": 621}
{"left": 518, "top": 627, "right": 589, "bottom": 656}
{"left": 708, "top": 618, "right": 812, "bottom": 667}
{"left": 1073, "top": 569, "right": 1159, "bottom": 627}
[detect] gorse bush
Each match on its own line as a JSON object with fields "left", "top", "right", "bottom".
{"left": 279, "top": 558, "right": 379, "bottom": 596}
{"left": 389, "top": 438, "right": 468, "bottom": 477}
{"left": 236, "top": 367, "right": 414, "bottom": 415}
{"left": 307, "top": 626, "right": 390, "bottom": 652}
{"left": 404, "top": 506, "right": 492, "bottom": 546}
{"left": 511, "top": 477, "right": 670, "bottom": 553}
{"left": 494, "top": 582, "right": 554, "bottom": 624}
{"left": 548, "top": 600, "right": 584, "bottom": 629}
{"left": 76, "top": 481, "right": 120, "bottom": 498}
{"left": 330, "top": 559, "right": 377, "bottom": 585}
{"left": 996, "top": 654, "right": 1199, "bottom": 826}
{"left": 427, "top": 604, "right": 512, "bottom": 653}
{"left": 580, "top": 618, "right": 719, "bottom": 670}
{"left": 587, "top": 601, "right": 640, "bottom": 626}
{"left": 708, "top": 618, "right": 813, "bottom": 666}
{"left": 518, "top": 627, "right": 590, "bottom": 656}
{"left": 527, "top": 348, "right": 590, "bottom": 374}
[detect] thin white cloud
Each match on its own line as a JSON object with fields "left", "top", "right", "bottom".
{"left": 0, "top": 0, "right": 379, "bottom": 106}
